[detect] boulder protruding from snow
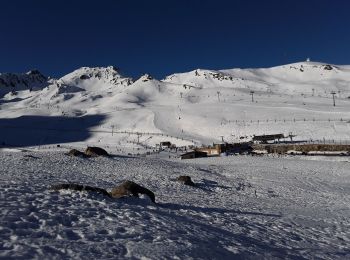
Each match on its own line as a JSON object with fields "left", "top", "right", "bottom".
{"left": 176, "top": 176, "right": 196, "bottom": 187}
{"left": 110, "top": 180, "right": 155, "bottom": 203}
{"left": 85, "top": 147, "right": 109, "bottom": 157}
{"left": 66, "top": 149, "right": 88, "bottom": 157}
{"left": 323, "top": 64, "right": 333, "bottom": 70}
{"left": 50, "top": 181, "right": 156, "bottom": 203}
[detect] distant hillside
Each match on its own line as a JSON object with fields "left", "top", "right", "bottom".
{"left": 0, "top": 62, "right": 349, "bottom": 147}
{"left": 0, "top": 70, "right": 49, "bottom": 96}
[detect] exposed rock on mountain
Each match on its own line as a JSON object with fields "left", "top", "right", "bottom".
{"left": 0, "top": 70, "right": 49, "bottom": 96}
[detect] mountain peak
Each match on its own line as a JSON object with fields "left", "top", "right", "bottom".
{"left": 57, "top": 66, "right": 133, "bottom": 91}
{"left": 0, "top": 70, "right": 48, "bottom": 95}
{"left": 26, "top": 69, "right": 45, "bottom": 76}
{"left": 138, "top": 74, "right": 154, "bottom": 82}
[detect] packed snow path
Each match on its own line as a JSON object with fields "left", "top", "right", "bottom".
{"left": 0, "top": 151, "right": 349, "bottom": 259}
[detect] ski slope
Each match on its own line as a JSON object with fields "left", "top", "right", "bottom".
{"left": 0, "top": 62, "right": 349, "bottom": 148}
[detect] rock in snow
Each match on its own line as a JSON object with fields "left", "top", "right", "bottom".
{"left": 85, "top": 147, "right": 109, "bottom": 157}
{"left": 176, "top": 175, "right": 196, "bottom": 186}
{"left": 66, "top": 149, "right": 88, "bottom": 157}
{"left": 50, "top": 181, "right": 155, "bottom": 203}
{"left": 110, "top": 180, "right": 155, "bottom": 203}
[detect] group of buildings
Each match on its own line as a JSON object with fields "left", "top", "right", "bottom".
{"left": 158, "top": 133, "right": 350, "bottom": 160}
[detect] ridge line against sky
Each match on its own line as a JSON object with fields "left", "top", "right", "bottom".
{"left": 0, "top": 0, "right": 349, "bottom": 78}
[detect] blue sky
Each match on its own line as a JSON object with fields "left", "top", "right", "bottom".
{"left": 1, "top": 0, "right": 349, "bottom": 78}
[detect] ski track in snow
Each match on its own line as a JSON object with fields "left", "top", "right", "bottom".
{"left": 1, "top": 151, "right": 349, "bottom": 259}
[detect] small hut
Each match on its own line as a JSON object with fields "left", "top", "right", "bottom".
{"left": 180, "top": 151, "right": 207, "bottom": 160}
{"left": 253, "top": 134, "right": 284, "bottom": 144}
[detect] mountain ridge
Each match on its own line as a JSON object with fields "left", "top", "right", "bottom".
{"left": 1, "top": 61, "right": 349, "bottom": 147}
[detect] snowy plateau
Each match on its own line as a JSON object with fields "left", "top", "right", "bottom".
{"left": 0, "top": 62, "right": 350, "bottom": 259}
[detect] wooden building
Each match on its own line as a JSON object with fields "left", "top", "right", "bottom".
{"left": 180, "top": 151, "right": 208, "bottom": 160}
{"left": 252, "top": 134, "right": 284, "bottom": 144}
{"left": 158, "top": 141, "right": 172, "bottom": 149}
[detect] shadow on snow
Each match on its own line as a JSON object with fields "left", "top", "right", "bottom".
{"left": 0, "top": 114, "right": 107, "bottom": 147}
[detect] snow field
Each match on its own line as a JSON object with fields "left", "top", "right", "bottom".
{"left": 1, "top": 151, "right": 349, "bottom": 259}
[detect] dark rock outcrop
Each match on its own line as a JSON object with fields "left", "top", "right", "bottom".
{"left": 85, "top": 147, "right": 109, "bottom": 157}
{"left": 0, "top": 70, "right": 48, "bottom": 91}
{"left": 66, "top": 149, "right": 88, "bottom": 157}
{"left": 50, "top": 181, "right": 155, "bottom": 203}
{"left": 110, "top": 180, "right": 155, "bottom": 203}
{"left": 79, "top": 74, "right": 90, "bottom": 80}
{"left": 176, "top": 176, "right": 196, "bottom": 187}
{"left": 324, "top": 64, "right": 333, "bottom": 70}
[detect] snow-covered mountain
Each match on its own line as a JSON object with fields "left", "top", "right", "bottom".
{"left": 164, "top": 62, "right": 350, "bottom": 96}
{"left": 0, "top": 62, "right": 349, "bottom": 148}
{"left": 58, "top": 66, "right": 133, "bottom": 91}
{"left": 0, "top": 70, "right": 49, "bottom": 97}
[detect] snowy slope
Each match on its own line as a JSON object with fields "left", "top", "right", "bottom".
{"left": 0, "top": 151, "right": 349, "bottom": 259}
{"left": 165, "top": 62, "right": 350, "bottom": 96}
{"left": 0, "top": 62, "right": 349, "bottom": 148}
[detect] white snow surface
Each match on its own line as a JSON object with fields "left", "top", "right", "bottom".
{"left": 1, "top": 62, "right": 350, "bottom": 259}
{"left": 0, "top": 151, "right": 349, "bottom": 259}
{"left": 0, "top": 61, "right": 349, "bottom": 148}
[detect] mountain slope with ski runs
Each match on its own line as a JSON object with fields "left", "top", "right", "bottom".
{"left": 1, "top": 63, "right": 350, "bottom": 259}
{"left": 0, "top": 61, "right": 349, "bottom": 148}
